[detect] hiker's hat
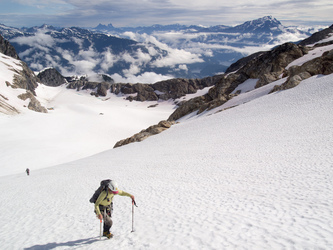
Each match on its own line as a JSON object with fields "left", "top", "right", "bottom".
{"left": 108, "top": 180, "right": 119, "bottom": 194}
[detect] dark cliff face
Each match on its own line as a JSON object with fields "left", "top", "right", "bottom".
{"left": 37, "top": 68, "right": 67, "bottom": 87}
{"left": 0, "top": 34, "right": 19, "bottom": 59}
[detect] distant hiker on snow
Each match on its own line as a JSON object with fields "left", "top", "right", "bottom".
{"left": 92, "top": 180, "right": 135, "bottom": 239}
{"left": 26, "top": 168, "right": 30, "bottom": 176}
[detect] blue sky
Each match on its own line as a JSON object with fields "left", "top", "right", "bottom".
{"left": 0, "top": 0, "right": 332, "bottom": 28}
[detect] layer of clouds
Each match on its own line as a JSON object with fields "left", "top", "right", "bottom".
{"left": 123, "top": 32, "right": 204, "bottom": 66}
{"left": 122, "top": 28, "right": 310, "bottom": 61}
{"left": 9, "top": 28, "right": 205, "bottom": 83}
{"left": 1, "top": 0, "right": 332, "bottom": 28}
{"left": 8, "top": 22, "right": 312, "bottom": 83}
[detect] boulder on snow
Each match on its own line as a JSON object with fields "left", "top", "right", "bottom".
{"left": 37, "top": 68, "right": 66, "bottom": 87}
{"left": 18, "top": 91, "right": 48, "bottom": 113}
{"left": 12, "top": 61, "right": 39, "bottom": 96}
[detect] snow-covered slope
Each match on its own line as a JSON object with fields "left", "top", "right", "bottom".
{"left": 0, "top": 48, "right": 175, "bottom": 176}
{"left": 0, "top": 83, "right": 176, "bottom": 176}
{"left": 0, "top": 72, "right": 332, "bottom": 249}
{"left": 1, "top": 25, "right": 333, "bottom": 249}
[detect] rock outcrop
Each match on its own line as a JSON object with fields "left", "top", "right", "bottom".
{"left": 271, "top": 49, "right": 333, "bottom": 92}
{"left": 239, "top": 42, "right": 308, "bottom": 88}
{"left": 65, "top": 76, "right": 113, "bottom": 97}
{"left": 10, "top": 63, "right": 48, "bottom": 113}
{"left": 167, "top": 42, "right": 309, "bottom": 121}
{"left": 37, "top": 68, "right": 67, "bottom": 87}
{"left": 110, "top": 76, "right": 223, "bottom": 102}
{"left": 1, "top": 34, "right": 47, "bottom": 113}
{"left": 18, "top": 92, "right": 48, "bottom": 113}
{"left": 225, "top": 51, "right": 264, "bottom": 74}
{"left": 12, "top": 61, "right": 39, "bottom": 95}
{"left": 114, "top": 120, "right": 175, "bottom": 148}
{"left": 111, "top": 82, "right": 158, "bottom": 101}
{"left": 0, "top": 34, "right": 19, "bottom": 59}
{"left": 37, "top": 67, "right": 223, "bottom": 101}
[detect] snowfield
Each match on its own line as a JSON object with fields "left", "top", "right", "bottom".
{"left": 0, "top": 83, "right": 176, "bottom": 176}
{"left": 0, "top": 71, "right": 332, "bottom": 249}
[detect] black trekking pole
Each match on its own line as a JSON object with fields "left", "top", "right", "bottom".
{"left": 131, "top": 200, "right": 138, "bottom": 232}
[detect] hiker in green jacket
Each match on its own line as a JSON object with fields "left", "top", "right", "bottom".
{"left": 95, "top": 180, "right": 135, "bottom": 238}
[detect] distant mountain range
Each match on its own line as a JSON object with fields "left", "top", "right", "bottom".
{"left": 1, "top": 18, "right": 332, "bottom": 118}
{"left": 94, "top": 16, "right": 313, "bottom": 36}
{"left": 0, "top": 16, "right": 322, "bottom": 82}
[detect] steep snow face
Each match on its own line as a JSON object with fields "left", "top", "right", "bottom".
{"left": 0, "top": 52, "right": 28, "bottom": 114}
{"left": 0, "top": 74, "right": 332, "bottom": 249}
{"left": 0, "top": 53, "right": 20, "bottom": 85}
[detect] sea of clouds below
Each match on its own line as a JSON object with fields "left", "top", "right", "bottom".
{"left": 8, "top": 25, "right": 313, "bottom": 84}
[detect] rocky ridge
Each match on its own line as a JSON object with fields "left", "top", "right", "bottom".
{"left": 114, "top": 24, "right": 333, "bottom": 147}
{"left": 37, "top": 67, "right": 223, "bottom": 102}
{"left": 167, "top": 42, "right": 310, "bottom": 121}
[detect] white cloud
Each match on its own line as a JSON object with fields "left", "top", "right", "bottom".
{"left": 136, "top": 49, "right": 152, "bottom": 64}
{"left": 152, "top": 49, "right": 203, "bottom": 68}
{"left": 276, "top": 32, "right": 309, "bottom": 44}
{"left": 111, "top": 72, "right": 173, "bottom": 84}
{"left": 178, "top": 64, "right": 188, "bottom": 72}
{"left": 148, "top": 47, "right": 158, "bottom": 56}
{"left": 11, "top": 30, "right": 56, "bottom": 48}
{"left": 72, "top": 60, "right": 97, "bottom": 75}
{"left": 71, "top": 37, "right": 84, "bottom": 49}
{"left": 100, "top": 48, "right": 117, "bottom": 71}
{"left": 122, "top": 32, "right": 204, "bottom": 68}
{"left": 122, "top": 64, "right": 141, "bottom": 77}
{"left": 30, "top": 62, "right": 45, "bottom": 71}
{"left": 18, "top": 48, "right": 34, "bottom": 58}
{"left": 148, "top": 28, "right": 309, "bottom": 59}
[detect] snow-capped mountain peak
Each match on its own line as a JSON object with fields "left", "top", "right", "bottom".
{"left": 232, "top": 15, "right": 283, "bottom": 33}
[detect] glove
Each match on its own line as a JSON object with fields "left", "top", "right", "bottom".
{"left": 131, "top": 195, "right": 137, "bottom": 207}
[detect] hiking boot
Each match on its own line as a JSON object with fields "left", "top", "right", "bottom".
{"left": 103, "top": 231, "right": 113, "bottom": 239}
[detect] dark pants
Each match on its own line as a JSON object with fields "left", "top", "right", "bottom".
{"left": 99, "top": 203, "right": 113, "bottom": 232}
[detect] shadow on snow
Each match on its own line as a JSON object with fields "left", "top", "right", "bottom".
{"left": 24, "top": 236, "right": 104, "bottom": 249}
